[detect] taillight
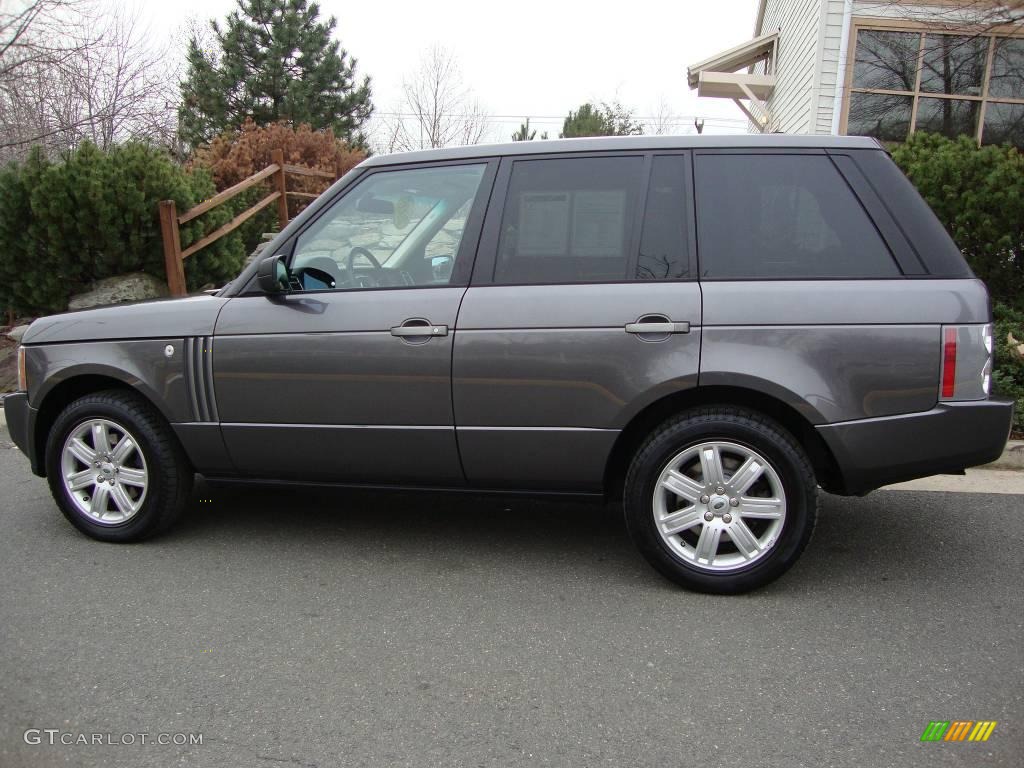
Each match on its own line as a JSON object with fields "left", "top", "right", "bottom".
{"left": 939, "top": 324, "right": 992, "bottom": 402}
{"left": 17, "top": 346, "right": 27, "bottom": 392}
{"left": 941, "top": 327, "right": 957, "bottom": 398}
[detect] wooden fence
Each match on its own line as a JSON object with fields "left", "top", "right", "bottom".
{"left": 158, "top": 149, "right": 341, "bottom": 296}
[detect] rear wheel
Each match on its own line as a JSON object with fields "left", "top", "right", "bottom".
{"left": 624, "top": 407, "right": 817, "bottom": 594}
{"left": 45, "top": 390, "right": 192, "bottom": 542}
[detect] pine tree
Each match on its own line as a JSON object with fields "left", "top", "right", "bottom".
{"left": 560, "top": 102, "right": 643, "bottom": 138}
{"left": 512, "top": 119, "right": 536, "bottom": 141}
{"left": 179, "top": 0, "right": 372, "bottom": 150}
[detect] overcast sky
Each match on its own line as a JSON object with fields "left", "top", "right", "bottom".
{"left": 138, "top": 0, "right": 760, "bottom": 144}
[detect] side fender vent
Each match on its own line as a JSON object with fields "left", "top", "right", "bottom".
{"left": 184, "top": 336, "right": 219, "bottom": 423}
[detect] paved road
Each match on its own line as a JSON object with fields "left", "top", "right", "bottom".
{"left": 0, "top": 427, "right": 1021, "bottom": 768}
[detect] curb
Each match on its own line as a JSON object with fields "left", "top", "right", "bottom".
{"left": 984, "top": 440, "right": 1024, "bottom": 470}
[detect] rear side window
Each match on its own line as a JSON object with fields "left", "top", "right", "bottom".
{"left": 495, "top": 156, "right": 643, "bottom": 284}
{"left": 694, "top": 154, "right": 901, "bottom": 279}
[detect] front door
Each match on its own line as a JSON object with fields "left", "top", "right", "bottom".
{"left": 453, "top": 152, "right": 702, "bottom": 491}
{"left": 213, "top": 160, "right": 495, "bottom": 485}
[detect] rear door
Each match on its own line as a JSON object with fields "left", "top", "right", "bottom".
{"left": 453, "top": 152, "right": 702, "bottom": 491}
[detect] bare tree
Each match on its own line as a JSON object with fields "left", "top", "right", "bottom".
{"left": 0, "top": 0, "right": 90, "bottom": 155}
{"left": 0, "top": 0, "right": 79, "bottom": 79}
{"left": 0, "top": 1, "right": 179, "bottom": 160}
{"left": 379, "top": 45, "right": 490, "bottom": 152}
{"left": 646, "top": 96, "right": 678, "bottom": 135}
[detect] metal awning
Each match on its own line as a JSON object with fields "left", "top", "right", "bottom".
{"left": 687, "top": 32, "right": 778, "bottom": 132}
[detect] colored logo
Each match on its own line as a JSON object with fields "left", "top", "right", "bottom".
{"left": 921, "top": 721, "right": 997, "bottom": 742}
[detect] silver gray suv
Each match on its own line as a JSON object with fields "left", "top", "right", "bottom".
{"left": 3, "top": 135, "right": 1012, "bottom": 593}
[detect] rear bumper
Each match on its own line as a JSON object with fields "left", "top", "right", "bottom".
{"left": 816, "top": 399, "right": 1014, "bottom": 495}
{"left": 2, "top": 392, "right": 42, "bottom": 476}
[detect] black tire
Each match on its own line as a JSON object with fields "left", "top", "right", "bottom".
{"left": 624, "top": 406, "right": 817, "bottom": 594}
{"left": 44, "top": 390, "right": 192, "bottom": 542}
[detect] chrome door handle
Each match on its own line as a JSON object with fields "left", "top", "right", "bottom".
{"left": 390, "top": 323, "right": 448, "bottom": 337}
{"left": 625, "top": 321, "right": 690, "bottom": 334}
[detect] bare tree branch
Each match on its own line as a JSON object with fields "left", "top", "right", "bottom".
{"left": 0, "top": 1, "right": 180, "bottom": 160}
{"left": 375, "top": 45, "right": 491, "bottom": 153}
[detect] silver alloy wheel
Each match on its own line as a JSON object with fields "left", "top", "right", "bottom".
{"left": 60, "top": 418, "right": 149, "bottom": 525}
{"left": 653, "top": 441, "right": 787, "bottom": 572}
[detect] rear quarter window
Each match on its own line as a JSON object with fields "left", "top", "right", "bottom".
{"left": 694, "top": 153, "right": 901, "bottom": 279}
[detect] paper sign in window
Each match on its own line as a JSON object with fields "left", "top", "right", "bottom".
{"left": 518, "top": 192, "right": 570, "bottom": 256}
{"left": 571, "top": 190, "right": 626, "bottom": 257}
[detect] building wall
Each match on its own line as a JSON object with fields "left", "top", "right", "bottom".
{"left": 755, "top": 1, "right": 1005, "bottom": 135}
{"left": 757, "top": 0, "right": 824, "bottom": 134}
{"left": 816, "top": 0, "right": 848, "bottom": 133}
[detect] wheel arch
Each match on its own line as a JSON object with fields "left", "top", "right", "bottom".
{"left": 32, "top": 372, "right": 171, "bottom": 477}
{"left": 604, "top": 385, "right": 845, "bottom": 501}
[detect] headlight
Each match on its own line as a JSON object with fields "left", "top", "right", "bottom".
{"left": 17, "top": 346, "right": 27, "bottom": 392}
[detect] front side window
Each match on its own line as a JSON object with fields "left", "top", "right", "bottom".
{"left": 847, "top": 28, "right": 1024, "bottom": 148}
{"left": 290, "top": 164, "right": 486, "bottom": 290}
{"left": 494, "top": 156, "right": 643, "bottom": 284}
{"left": 694, "top": 154, "right": 900, "bottom": 280}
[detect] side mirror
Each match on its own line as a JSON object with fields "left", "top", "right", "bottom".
{"left": 256, "top": 254, "right": 290, "bottom": 294}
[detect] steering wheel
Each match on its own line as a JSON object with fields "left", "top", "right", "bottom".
{"left": 346, "top": 247, "right": 386, "bottom": 288}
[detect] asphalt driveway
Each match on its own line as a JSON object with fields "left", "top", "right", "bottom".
{"left": 0, "top": 427, "right": 1021, "bottom": 768}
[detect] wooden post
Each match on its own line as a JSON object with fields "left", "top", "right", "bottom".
{"left": 334, "top": 161, "right": 344, "bottom": 183}
{"left": 271, "top": 149, "right": 289, "bottom": 230}
{"left": 158, "top": 200, "right": 187, "bottom": 297}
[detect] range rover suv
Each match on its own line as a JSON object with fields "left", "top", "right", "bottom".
{"left": 3, "top": 135, "right": 1012, "bottom": 593}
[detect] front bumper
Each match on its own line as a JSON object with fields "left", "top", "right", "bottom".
{"left": 2, "top": 392, "right": 42, "bottom": 476}
{"left": 817, "top": 399, "right": 1014, "bottom": 495}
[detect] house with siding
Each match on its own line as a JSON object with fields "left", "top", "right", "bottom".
{"left": 688, "top": 0, "right": 1023, "bottom": 147}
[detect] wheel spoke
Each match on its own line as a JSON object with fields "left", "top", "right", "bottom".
{"left": 67, "top": 437, "right": 97, "bottom": 466}
{"left": 110, "top": 435, "right": 135, "bottom": 464}
{"left": 659, "top": 507, "right": 704, "bottom": 536}
{"left": 727, "top": 457, "right": 763, "bottom": 495}
{"left": 89, "top": 483, "right": 111, "bottom": 517}
{"left": 66, "top": 469, "right": 96, "bottom": 491}
{"left": 111, "top": 484, "right": 136, "bottom": 515}
{"left": 699, "top": 445, "right": 725, "bottom": 486}
{"left": 694, "top": 524, "right": 721, "bottom": 565}
{"left": 727, "top": 519, "right": 761, "bottom": 559}
{"left": 91, "top": 422, "right": 111, "bottom": 454}
{"left": 738, "top": 497, "right": 784, "bottom": 519}
{"left": 661, "top": 470, "right": 704, "bottom": 503}
{"left": 117, "top": 468, "right": 147, "bottom": 488}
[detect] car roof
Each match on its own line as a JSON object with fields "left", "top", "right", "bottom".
{"left": 360, "top": 134, "right": 882, "bottom": 167}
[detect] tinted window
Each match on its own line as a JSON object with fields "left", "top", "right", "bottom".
{"left": 847, "top": 92, "right": 913, "bottom": 142}
{"left": 694, "top": 154, "right": 900, "bottom": 279}
{"left": 920, "top": 34, "right": 987, "bottom": 95}
{"left": 495, "top": 156, "right": 643, "bottom": 284}
{"left": 990, "top": 37, "right": 1024, "bottom": 99}
{"left": 853, "top": 30, "right": 920, "bottom": 91}
{"left": 982, "top": 101, "right": 1024, "bottom": 147}
{"left": 291, "top": 164, "right": 485, "bottom": 290}
{"left": 637, "top": 156, "right": 690, "bottom": 280}
{"left": 914, "top": 97, "right": 980, "bottom": 139}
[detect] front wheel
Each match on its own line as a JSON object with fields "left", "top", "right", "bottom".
{"left": 624, "top": 407, "right": 817, "bottom": 594}
{"left": 45, "top": 390, "right": 193, "bottom": 542}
